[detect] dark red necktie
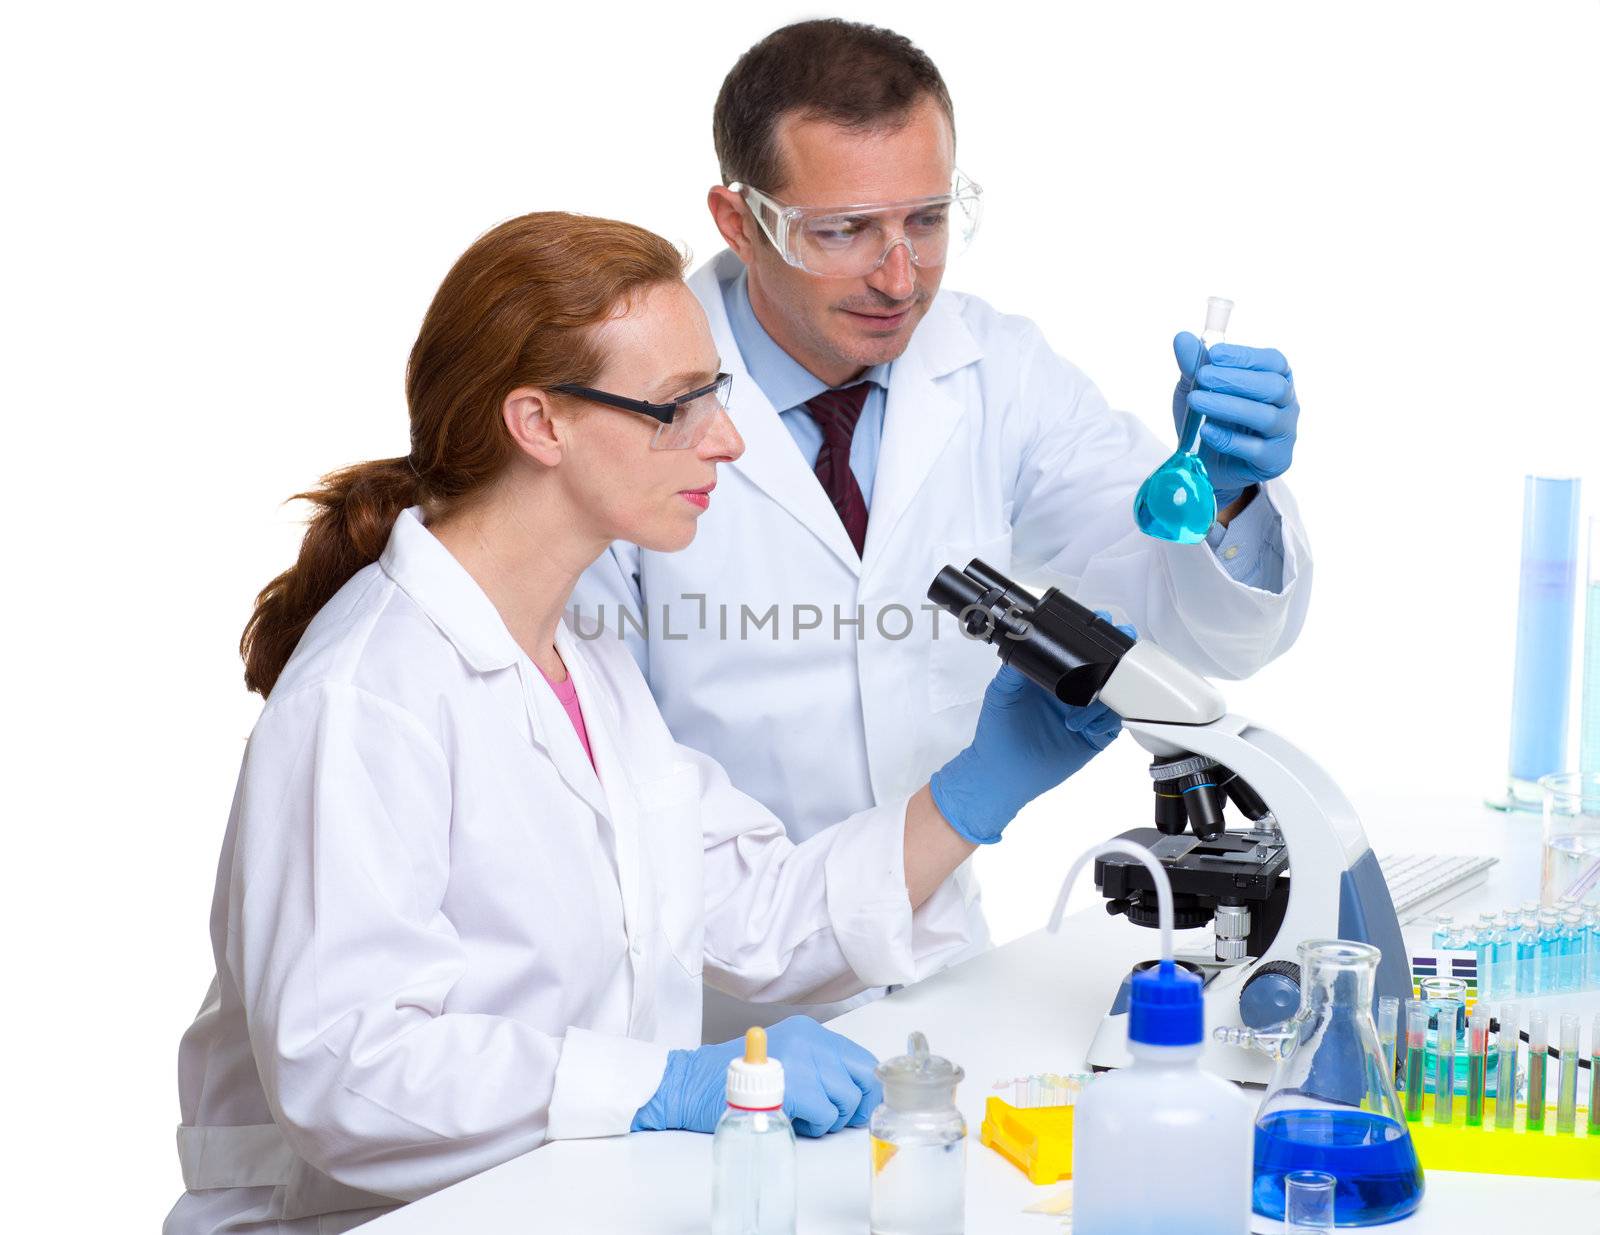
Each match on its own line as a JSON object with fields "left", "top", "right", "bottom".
{"left": 803, "top": 382, "right": 871, "bottom": 556}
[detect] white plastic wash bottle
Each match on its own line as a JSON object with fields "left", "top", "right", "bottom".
{"left": 1049, "top": 840, "right": 1255, "bottom": 1235}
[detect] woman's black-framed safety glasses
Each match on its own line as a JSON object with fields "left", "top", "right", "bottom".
{"left": 552, "top": 373, "right": 733, "bottom": 450}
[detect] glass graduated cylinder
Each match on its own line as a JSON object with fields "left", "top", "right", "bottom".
{"left": 1245, "top": 941, "right": 1424, "bottom": 1226}
{"left": 1133, "top": 296, "right": 1232, "bottom": 544}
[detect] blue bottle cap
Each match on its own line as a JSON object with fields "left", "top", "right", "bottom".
{"left": 1128, "top": 960, "right": 1204, "bottom": 1046}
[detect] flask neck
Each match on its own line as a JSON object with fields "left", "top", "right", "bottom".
{"left": 1128, "top": 1040, "right": 1204, "bottom": 1065}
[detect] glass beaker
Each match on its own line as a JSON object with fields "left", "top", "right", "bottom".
{"left": 869, "top": 1031, "right": 965, "bottom": 1235}
{"left": 1540, "top": 772, "right": 1600, "bottom": 907}
{"left": 1244, "top": 940, "right": 1424, "bottom": 1225}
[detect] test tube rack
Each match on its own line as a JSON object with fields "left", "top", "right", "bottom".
{"left": 1405, "top": 1095, "right": 1597, "bottom": 1181}
{"left": 979, "top": 1096, "right": 1076, "bottom": 1184}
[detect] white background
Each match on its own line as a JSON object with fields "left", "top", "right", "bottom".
{"left": 5, "top": 0, "right": 1598, "bottom": 1225}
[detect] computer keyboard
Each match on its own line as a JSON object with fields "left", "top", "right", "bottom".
{"left": 1377, "top": 851, "right": 1499, "bottom": 921}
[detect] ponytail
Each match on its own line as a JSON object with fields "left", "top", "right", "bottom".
{"left": 240, "top": 457, "right": 421, "bottom": 696}
{"left": 239, "top": 211, "right": 686, "bottom": 697}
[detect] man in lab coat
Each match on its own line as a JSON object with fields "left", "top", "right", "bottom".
{"left": 571, "top": 19, "right": 1309, "bottom": 1037}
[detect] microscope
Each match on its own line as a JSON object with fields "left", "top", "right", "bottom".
{"left": 927, "top": 560, "right": 1409, "bottom": 1085}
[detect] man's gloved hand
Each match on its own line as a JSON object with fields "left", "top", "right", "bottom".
{"left": 631, "top": 1015, "right": 882, "bottom": 1138}
{"left": 1172, "top": 333, "right": 1300, "bottom": 505}
{"left": 929, "top": 621, "right": 1129, "bottom": 845}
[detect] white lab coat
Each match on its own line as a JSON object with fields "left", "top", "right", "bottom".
{"left": 165, "top": 508, "right": 972, "bottom": 1235}
{"left": 571, "top": 250, "right": 1313, "bottom": 1034}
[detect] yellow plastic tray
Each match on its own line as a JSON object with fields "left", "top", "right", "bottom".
{"left": 979, "top": 1096, "right": 1076, "bottom": 1184}
{"left": 1406, "top": 1096, "right": 1598, "bottom": 1181}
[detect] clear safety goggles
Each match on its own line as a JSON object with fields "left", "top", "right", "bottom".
{"left": 730, "top": 171, "right": 983, "bottom": 278}
{"left": 552, "top": 372, "right": 732, "bottom": 450}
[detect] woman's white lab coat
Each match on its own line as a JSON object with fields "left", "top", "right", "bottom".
{"left": 165, "top": 508, "right": 972, "bottom": 1235}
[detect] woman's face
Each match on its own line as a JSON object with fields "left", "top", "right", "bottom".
{"left": 554, "top": 281, "right": 744, "bottom": 553}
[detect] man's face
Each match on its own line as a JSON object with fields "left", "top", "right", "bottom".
{"left": 742, "top": 97, "right": 955, "bottom": 386}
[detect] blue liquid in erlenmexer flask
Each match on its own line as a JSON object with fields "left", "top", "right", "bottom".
{"left": 1253, "top": 1109, "right": 1423, "bottom": 1225}
{"left": 1218, "top": 940, "right": 1425, "bottom": 1227}
{"left": 1133, "top": 296, "right": 1233, "bottom": 544}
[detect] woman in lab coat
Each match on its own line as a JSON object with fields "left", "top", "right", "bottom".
{"left": 166, "top": 211, "right": 1120, "bottom": 1234}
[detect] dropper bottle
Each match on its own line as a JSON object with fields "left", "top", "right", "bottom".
{"left": 710, "top": 1027, "right": 796, "bottom": 1235}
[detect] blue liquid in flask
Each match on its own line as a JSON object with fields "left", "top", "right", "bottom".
{"left": 1134, "top": 295, "right": 1232, "bottom": 544}
{"left": 1253, "top": 1109, "right": 1424, "bottom": 1226}
{"left": 1134, "top": 450, "right": 1216, "bottom": 543}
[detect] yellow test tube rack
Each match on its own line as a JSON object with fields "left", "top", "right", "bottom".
{"left": 979, "top": 1096, "right": 1076, "bottom": 1184}
{"left": 1405, "top": 1095, "right": 1598, "bottom": 1181}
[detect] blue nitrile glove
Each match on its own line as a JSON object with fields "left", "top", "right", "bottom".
{"left": 929, "top": 621, "right": 1129, "bottom": 845}
{"left": 1172, "top": 333, "right": 1300, "bottom": 505}
{"left": 631, "top": 1015, "right": 882, "bottom": 1138}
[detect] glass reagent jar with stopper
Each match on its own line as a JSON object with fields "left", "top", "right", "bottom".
{"left": 1133, "top": 295, "right": 1234, "bottom": 543}
{"left": 869, "top": 1030, "right": 965, "bottom": 1235}
{"left": 711, "top": 1027, "right": 796, "bottom": 1235}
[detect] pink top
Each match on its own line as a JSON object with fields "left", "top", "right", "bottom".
{"left": 535, "top": 661, "right": 596, "bottom": 771}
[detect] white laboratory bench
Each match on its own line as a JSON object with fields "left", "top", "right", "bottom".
{"left": 366, "top": 798, "right": 1598, "bottom": 1233}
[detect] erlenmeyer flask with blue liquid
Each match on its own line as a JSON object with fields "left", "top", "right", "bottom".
{"left": 1133, "top": 296, "right": 1234, "bottom": 543}
{"left": 1216, "top": 939, "right": 1425, "bottom": 1225}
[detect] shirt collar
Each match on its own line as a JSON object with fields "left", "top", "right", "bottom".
{"left": 722, "top": 266, "right": 891, "bottom": 413}
{"left": 379, "top": 506, "right": 523, "bottom": 673}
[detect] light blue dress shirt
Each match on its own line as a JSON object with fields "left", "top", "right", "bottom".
{"left": 720, "top": 268, "right": 1282, "bottom": 590}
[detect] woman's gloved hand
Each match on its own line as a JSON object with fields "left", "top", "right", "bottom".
{"left": 929, "top": 618, "right": 1131, "bottom": 845}
{"left": 631, "top": 1015, "right": 882, "bottom": 1138}
{"left": 1171, "top": 333, "right": 1300, "bottom": 505}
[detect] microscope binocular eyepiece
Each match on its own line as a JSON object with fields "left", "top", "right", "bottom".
{"left": 926, "top": 560, "right": 1135, "bottom": 707}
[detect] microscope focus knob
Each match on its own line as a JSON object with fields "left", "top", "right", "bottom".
{"left": 1239, "top": 960, "right": 1302, "bottom": 1029}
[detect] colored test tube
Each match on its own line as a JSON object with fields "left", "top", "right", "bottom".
{"left": 1434, "top": 1010, "right": 1457, "bottom": 1123}
{"left": 1526, "top": 1011, "right": 1549, "bottom": 1131}
{"left": 1589, "top": 1013, "right": 1599, "bottom": 1136}
{"left": 1557, "top": 1014, "right": 1580, "bottom": 1133}
{"left": 1495, "top": 1004, "right": 1520, "bottom": 1130}
{"left": 1378, "top": 995, "right": 1399, "bottom": 1086}
{"left": 1404, "top": 1002, "right": 1428, "bottom": 1121}
{"left": 1465, "top": 1009, "right": 1488, "bottom": 1126}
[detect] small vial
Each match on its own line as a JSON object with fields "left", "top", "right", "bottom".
{"left": 1473, "top": 911, "right": 1498, "bottom": 996}
{"left": 1526, "top": 1011, "right": 1549, "bottom": 1132}
{"left": 1404, "top": 1002, "right": 1428, "bottom": 1121}
{"left": 1465, "top": 1009, "right": 1488, "bottom": 1127}
{"left": 1492, "top": 912, "right": 1519, "bottom": 997}
{"left": 1560, "top": 909, "right": 1585, "bottom": 992}
{"left": 1434, "top": 1012, "right": 1457, "bottom": 1123}
{"left": 1377, "top": 996, "right": 1400, "bottom": 1087}
{"left": 1430, "top": 912, "right": 1456, "bottom": 950}
{"left": 1494, "top": 1004, "right": 1520, "bottom": 1130}
{"left": 1556, "top": 1013, "right": 1580, "bottom": 1134}
{"left": 1515, "top": 910, "right": 1539, "bottom": 995}
{"left": 1537, "top": 909, "right": 1563, "bottom": 993}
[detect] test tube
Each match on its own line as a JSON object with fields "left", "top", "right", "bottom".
{"left": 1465, "top": 1009, "right": 1488, "bottom": 1126}
{"left": 1526, "top": 1011, "right": 1549, "bottom": 1131}
{"left": 1494, "top": 1004, "right": 1520, "bottom": 1130}
{"left": 1434, "top": 1009, "right": 1457, "bottom": 1123}
{"left": 1404, "top": 1002, "right": 1428, "bottom": 1121}
{"left": 1378, "top": 996, "right": 1399, "bottom": 1086}
{"left": 1589, "top": 1013, "right": 1599, "bottom": 1136}
{"left": 1556, "top": 1013, "right": 1580, "bottom": 1134}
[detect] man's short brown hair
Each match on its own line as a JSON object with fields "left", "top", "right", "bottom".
{"left": 713, "top": 19, "right": 955, "bottom": 194}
